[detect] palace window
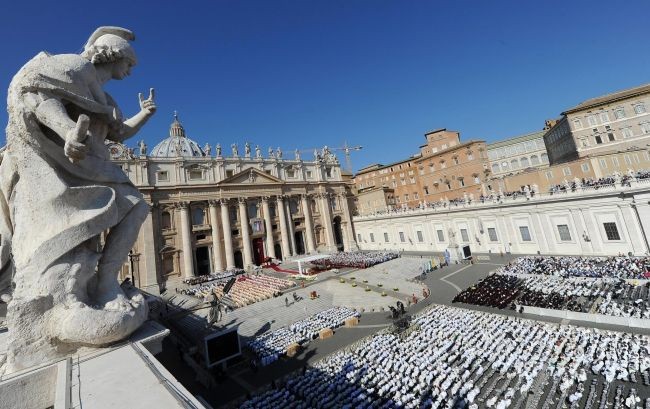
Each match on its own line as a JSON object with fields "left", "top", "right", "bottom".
{"left": 161, "top": 211, "right": 172, "bottom": 230}
{"left": 306, "top": 170, "right": 313, "bottom": 178}
{"left": 608, "top": 133, "right": 615, "bottom": 141}
{"left": 458, "top": 178, "right": 465, "bottom": 187}
{"left": 416, "top": 231, "right": 424, "bottom": 242}
{"left": 587, "top": 115, "right": 598, "bottom": 126}
{"left": 357, "top": 234, "right": 362, "bottom": 242}
{"left": 453, "top": 157, "right": 459, "bottom": 165}
{"left": 595, "top": 135, "right": 603, "bottom": 144}
{"left": 189, "top": 169, "right": 203, "bottom": 180}
{"left": 530, "top": 155, "right": 540, "bottom": 165}
{"left": 622, "top": 127, "right": 633, "bottom": 138}
{"left": 581, "top": 163, "right": 590, "bottom": 172}
{"left": 612, "top": 157, "right": 620, "bottom": 167}
{"left": 573, "top": 119, "right": 582, "bottom": 130}
{"left": 473, "top": 175, "right": 480, "bottom": 184}
{"left": 641, "top": 122, "right": 650, "bottom": 134}
{"left": 520, "top": 157, "right": 530, "bottom": 168}
{"left": 563, "top": 167, "right": 572, "bottom": 176}
{"left": 225, "top": 170, "right": 234, "bottom": 178}
{"left": 384, "top": 232, "right": 389, "bottom": 243}
{"left": 424, "top": 186, "right": 429, "bottom": 195}
{"left": 286, "top": 169, "right": 296, "bottom": 178}
{"left": 634, "top": 103, "right": 646, "bottom": 115}
{"left": 599, "top": 159, "right": 607, "bottom": 169}
{"left": 399, "top": 232, "right": 405, "bottom": 242}
{"left": 603, "top": 222, "right": 621, "bottom": 240}
{"left": 157, "top": 171, "right": 169, "bottom": 182}
{"left": 192, "top": 207, "right": 205, "bottom": 225}
{"left": 487, "top": 228, "right": 498, "bottom": 242}
{"left": 436, "top": 229, "right": 445, "bottom": 242}
{"left": 460, "top": 229, "right": 469, "bottom": 242}
{"left": 370, "top": 233, "right": 375, "bottom": 242}
{"left": 557, "top": 224, "right": 572, "bottom": 241}
{"left": 599, "top": 112, "right": 610, "bottom": 123}
{"left": 519, "top": 226, "right": 532, "bottom": 242}
{"left": 614, "top": 108, "right": 626, "bottom": 119}
{"left": 467, "top": 152, "right": 474, "bottom": 160}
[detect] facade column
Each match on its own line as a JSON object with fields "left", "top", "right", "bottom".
{"left": 276, "top": 195, "right": 292, "bottom": 259}
{"left": 285, "top": 198, "right": 297, "bottom": 255}
{"left": 301, "top": 194, "right": 317, "bottom": 253}
{"left": 318, "top": 193, "right": 336, "bottom": 252}
{"left": 140, "top": 203, "right": 159, "bottom": 292}
{"left": 238, "top": 198, "right": 254, "bottom": 268}
{"left": 208, "top": 200, "right": 225, "bottom": 272}
{"left": 261, "top": 197, "right": 277, "bottom": 259}
{"left": 177, "top": 201, "right": 194, "bottom": 278}
{"left": 220, "top": 199, "right": 236, "bottom": 269}
{"left": 338, "top": 192, "right": 359, "bottom": 251}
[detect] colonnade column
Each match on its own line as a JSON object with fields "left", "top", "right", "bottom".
{"left": 208, "top": 200, "right": 225, "bottom": 272}
{"left": 220, "top": 199, "right": 236, "bottom": 269}
{"left": 177, "top": 201, "right": 194, "bottom": 278}
{"left": 238, "top": 198, "right": 254, "bottom": 268}
{"left": 301, "top": 194, "right": 317, "bottom": 253}
{"left": 285, "top": 198, "right": 297, "bottom": 255}
{"left": 318, "top": 193, "right": 336, "bottom": 251}
{"left": 276, "top": 195, "right": 292, "bottom": 259}
{"left": 141, "top": 203, "right": 159, "bottom": 290}
{"left": 339, "top": 192, "right": 359, "bottom": 250}
{"left": 261, "top": 197, "right": 276, "bottom": 259}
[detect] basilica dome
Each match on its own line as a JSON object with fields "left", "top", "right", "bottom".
{"left": 150, "top": 113, "right": 205, "bottom": 158}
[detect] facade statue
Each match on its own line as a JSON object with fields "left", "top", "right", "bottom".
{"left": 268, "top": 146, "right": 274, "bottom": 158}
{"left": 244, "top": 141, "right": 251, "bottom": 158}
{"left": 215, "top": 143, "right": 222, "bottom": 157}
{"left": 203, "top": 143, "right": 211, "bottom": 156}
{"left": 255, "top": 145, "right": 262, "bottom": 159}
{"left": 276, "top": 146, "right": 282, "bottom": 159}
{"left": 0, "top": 26, "right": 155, "bottom": 372}
{"left": 138, "top": 139, "right": 147, "bottom": 156}
{"left": 314, "top": 149, "right": 321, "bottom": 161}
{"left": 231, "top": 143, "right": 238, "bottom": 157}
{"left": 295, "top": 149, "right": 300, "bottom": 161}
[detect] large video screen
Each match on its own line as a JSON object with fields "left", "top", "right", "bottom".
{"left": 205, "top": 328, "right": 241, "bottom": 367}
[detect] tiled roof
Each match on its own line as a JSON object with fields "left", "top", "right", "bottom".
{"left": 563, "top": 83, "right": 650, "bottom": 114}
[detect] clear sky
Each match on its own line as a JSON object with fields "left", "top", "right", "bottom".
{"left": 1, "top": 0, "right": 649, "bottom": 172}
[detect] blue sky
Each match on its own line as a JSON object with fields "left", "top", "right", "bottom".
{"left": 1, "top": 0, "right": 649, "bottom": 172}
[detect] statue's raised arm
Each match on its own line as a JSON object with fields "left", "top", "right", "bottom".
{"left": 0, "top": 26, "right": 155, "bottom": 373}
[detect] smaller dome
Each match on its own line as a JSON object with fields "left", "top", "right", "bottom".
{"left": 150, "top": 112, "right": 205, "bottom": 158}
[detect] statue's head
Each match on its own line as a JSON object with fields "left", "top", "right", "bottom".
{"left": 81, "top": 27, "right": 137, "bottom": 80}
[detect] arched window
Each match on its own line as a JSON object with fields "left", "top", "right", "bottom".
{"left": 491, "top": 163, "right": 500, "bottom": 173}
{"left": 161, "top": 211, "right": 172, "bottom": 230}
{"left": 541, "top": 153, "right": 548, "bottom": 163}
{"left": 530, "top": 155, "right": 540, "bottom": 165}
{"left": 192, "top": 207, "right": 205, "bottom": 225}
{"left": 510, "top": 159, "right": 519, "bottom": 169}
{"left": 520, "top": 157, "right": 530, "bottom": 168}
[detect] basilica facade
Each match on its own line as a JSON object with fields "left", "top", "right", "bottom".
{"left": 110, "top": 115, "right": 357, "bottom": 292}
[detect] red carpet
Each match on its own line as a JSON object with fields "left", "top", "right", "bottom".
{"left": 266, "top": 263, "right": 300, "bottom": 275}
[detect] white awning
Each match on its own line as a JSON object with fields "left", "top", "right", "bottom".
{"left": 293, "top": 254, "right": 330, "bottom": 275}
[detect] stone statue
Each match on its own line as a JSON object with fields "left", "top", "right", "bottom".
{"left": 244, "top": 141, "right": 251, "bottom": 158}
{"left": 0, "top": 26, "right": 154, "bottom": 372}
{"left": 138, "top": 139, "right": 147, "bottom": 156}
{"left": 314, "top": 149, "right": 321, "bottom": 161}
{"left": 276, "top": 146, "right": 282, "bottom": 159}
{"left": 295, "top": 149, "right": 300, "bottom": 161}
{"left": 216, "top": 143, "right": 222, "bottom": 157}
{"left": 231, "top": 143, "right": 239, "bottom": 157}
{"left": 268, "top": 146, "right": 274, "bottom": 158}
{"left": 203, "top": 143, "right": 211, "bottom": 156}
{"left": 255, "top": 145, "right": 262, "bottom": 159}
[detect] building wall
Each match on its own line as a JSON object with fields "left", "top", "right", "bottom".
{"left": 353, "top": 182, "right": 650, "bottom": 256}
{"left": 487, "top": 131, "right": 549, "bottom": 177}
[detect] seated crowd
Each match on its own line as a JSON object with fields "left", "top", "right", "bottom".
{"left": 311, "top": 251, "right": 399, "bottom": 269}
{"left": 241, "top": 305, "right": 650, "bottom": 409}
{"left": 454, "top": 257, "right": 650, "bottom": 319}
{"left": 181, "top": 274, "right": 295, "bottom": 309}
{"left": 181, "top": 268, "right": 244, "bottom": 286}
{"left": 247, "top": 307, "right": 360, "bottom": 366}
{"left": 496, "top": 256, "right": 650, "bottom": 280}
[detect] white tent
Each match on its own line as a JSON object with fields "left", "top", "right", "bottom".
{"left": 293, "top": 254, "right": 330, "bottom": 276}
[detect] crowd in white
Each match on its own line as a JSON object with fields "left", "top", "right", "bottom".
{"left": 311, "top": 251, "right": 399, "bottom": 269}
{"left": 180, "top": 274, "right": 295, "bottom": 309}
{"left": 247, "top": 307, "right": 360, "bottom": 366}
{"left": 241, "top": 305, "right": 650, "bottom": 409}
{"left": 496, "top": 256, "right": 650, "bottom": 280}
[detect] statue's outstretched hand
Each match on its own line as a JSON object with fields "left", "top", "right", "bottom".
{"left": 138, "top": 88, "right": 156, "bottom": 116}
{"left": 65, "top": 114, "right": 90, "bottom": 163}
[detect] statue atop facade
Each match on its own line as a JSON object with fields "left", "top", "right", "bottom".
{"left": 294, "top": 149, "right": 300, "bottom": 161}
{"left": 268, "top": 146, "right": 274, "bottom": 158}
{"left": 215, "top": 143, "right": 222, "bottom": 157}
{"left": 203, "top": 143, "right": 211, "bottom": 156}
{"left": 231, "top": 143, "right": 239, "bottom": 157}
{"left": 244, "top": 141, "right": 251, "bottom": 158}
{"left": 0, "top": 27, "right": 155, "bottom": 372}
{"left": 276, "top": 146, "right": 283, "bottom": 159}
{"left": 255, "top": 145, "right": 262, "bottom": 159}
{"left": 138, "top": 139, "right": 147, "bottom": 156}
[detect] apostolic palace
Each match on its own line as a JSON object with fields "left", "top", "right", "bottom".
{"left": 109, "top": 114, "right": 357, "bottom": 292}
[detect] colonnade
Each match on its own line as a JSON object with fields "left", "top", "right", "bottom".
{"left": 173, "top": 192, "right": 355, "bottom": 277}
